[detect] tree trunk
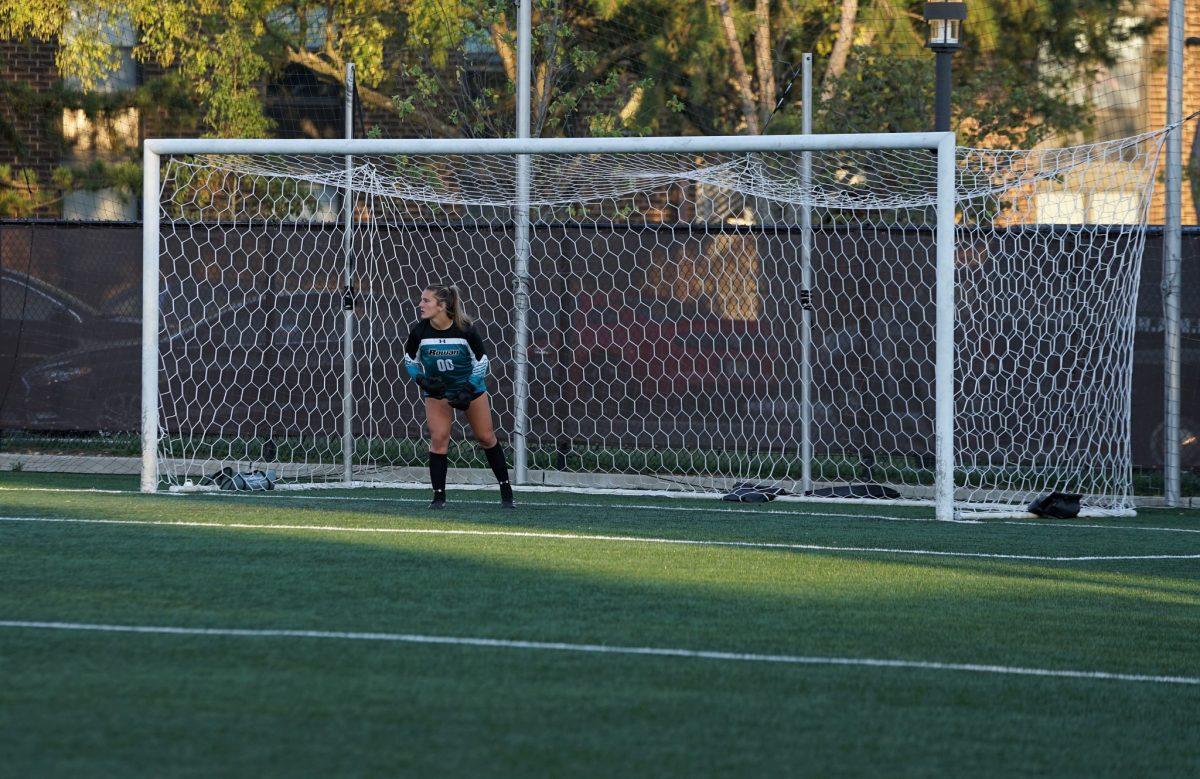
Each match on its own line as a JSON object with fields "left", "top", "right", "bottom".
{"left": 821, "top": 0, "right": 859, "bottom": 101}
{"left": 488, "top": 18, "right": 518, "bottom": 84}
{"left": 712, "top": 0, "right": 760, "bottom": 134}
{"left": 754, "top": 0, "right": 775, "bottom": 127}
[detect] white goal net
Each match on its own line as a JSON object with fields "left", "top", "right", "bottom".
{"left": 144, "top": 131, "right": 1164, "bottom": 518}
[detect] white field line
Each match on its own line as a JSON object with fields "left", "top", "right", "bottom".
{"left": 3, "top": 485, "right": 1199, "bottom": 534}
{"left": 999, "top": 520, "right": 1200, "bottom": 534}
{"left": 195, "top": 492, "right": 975, "bottom": 523}
{"left": 0, "top": 619, "right": 1196, "bottom": 687}
{"left": 209, "top": 493, "right": 1200, "bottom": 534}
{"left": 2, "top": 515, "right": 1198, "bottom": 562}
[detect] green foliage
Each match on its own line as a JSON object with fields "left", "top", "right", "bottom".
{"left": 0, "top": 0, "right": 1164, "bottom": 146}
{"left": 58, "top": 160, "right": 141, "bottom": 192}
{"left": 0, "top": 164, "right": 43, "bottom": 217}
{"left": 796, "top": 46, "right": 1100, "bottom": 149}
{"left": 0, "top": 160, "right": 139, "bottom": 217}
{"left": 808, "top": 50, "right": 937, "bottom": 137}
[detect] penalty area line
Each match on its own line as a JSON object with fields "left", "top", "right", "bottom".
{"left": 0, "top": 619, "right": 1196, "bottom": 687}
{"left": 2, "top": 515, "right": 1198, "bottom": 562}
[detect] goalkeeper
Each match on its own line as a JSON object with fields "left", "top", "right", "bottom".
{"left": 404, "top": 282, "right": 514, "bottom": 510}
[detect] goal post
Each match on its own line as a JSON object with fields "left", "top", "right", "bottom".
{"left": 140, "top": 144, "right": 160, "bottom": 495}
{"left": 934, "top": 134, "right": 956, "bottom": 523}
{"left": 140, "top": 130, "right": 1159, "bottom": 520}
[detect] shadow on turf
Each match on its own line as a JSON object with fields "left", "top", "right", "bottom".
{"left": 186, "top": 493, "right": 1200, "bottom": 574}
{"left": 1, "top": 486, "right": 1198, "bottom": 664}
{"left": 3, "top": 481, "right": 1199, "bottom": 606}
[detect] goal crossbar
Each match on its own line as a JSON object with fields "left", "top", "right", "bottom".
{"left": 144, "top": 132, "right": 955, "bottom": 157}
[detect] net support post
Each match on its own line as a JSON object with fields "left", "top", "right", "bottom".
{"left": 512, "top": 168, "right": 532, "bottom": 485}
{"left": 341, "top": 62, "right": 357, "bottom": 485}
{"left": 140, "top": 146, "right": 161, "bottom": 493}
{"left": 799, "top": 53, "right": 814, "bottom": 494}
{"left": 933, "top": 133, "right": 957, "bottom": 521}
{"left": 1163, "top": 0, "right": 1184, "bottom": 507}
{"left": 511, "top": 0, "right": 533, "bottom": 484}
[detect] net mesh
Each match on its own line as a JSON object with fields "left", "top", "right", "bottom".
{"left": 153, "top": 131, "right": 1166, "bottom": 516}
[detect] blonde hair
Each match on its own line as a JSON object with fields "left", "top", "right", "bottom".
{"left": 426, "top": 282, "right": 474, "bottom": 329}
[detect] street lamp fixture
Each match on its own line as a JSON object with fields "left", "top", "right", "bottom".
{"left": 925, "top": 0, "right": 966, "bottom": 49}
{"left": 923, "top": 0, "right": 967, "bottom": 131}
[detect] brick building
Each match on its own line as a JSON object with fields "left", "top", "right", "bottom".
{"left": 1144, "top": 0, "right": 1200, "bottom": 223}
{"left": 0, "top": 38, "right": 63, "bottom": 216}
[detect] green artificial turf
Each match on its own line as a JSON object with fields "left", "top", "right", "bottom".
{"left": 1, "top": 472, "right": 1197, "bottom": 777}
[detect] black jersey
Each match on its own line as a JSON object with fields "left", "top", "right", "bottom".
{"left": 404, "top": 319, "right": 489, "bottom": 394}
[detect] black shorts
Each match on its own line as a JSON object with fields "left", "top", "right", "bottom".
{"left": 424, "top": 387, "right": 485, "bottom": 403}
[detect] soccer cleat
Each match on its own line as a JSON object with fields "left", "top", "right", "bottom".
{"left": 499, "top": 481, "right": 515, "bottom": 509}
{"left": 429, "top": 490, "right": 447, "bottom": 509}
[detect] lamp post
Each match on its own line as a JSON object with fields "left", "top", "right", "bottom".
{"left": 924, "top": 0, "right": 967, "bottom": 132}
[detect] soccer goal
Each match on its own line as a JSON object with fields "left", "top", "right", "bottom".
{"left": 141, "top": 130, "right": 1164, "bottom": 520}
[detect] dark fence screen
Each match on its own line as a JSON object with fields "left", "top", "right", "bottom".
{"left": 1, "top": 220, "right": 1196, "bottom": 470}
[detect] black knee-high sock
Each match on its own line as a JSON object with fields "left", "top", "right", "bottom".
{"left": 429, "top": 452, "right": 448, "bottom": 497}
{"left": 483, "top": 443, "right": 510, "bottom": 485}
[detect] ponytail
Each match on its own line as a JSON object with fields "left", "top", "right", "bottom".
{"left": 426, "top": 282, "right": 474, "bottom": 329}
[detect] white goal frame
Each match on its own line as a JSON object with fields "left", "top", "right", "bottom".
{"left": 141, "top": 132, "right": 959, "bottom": 518}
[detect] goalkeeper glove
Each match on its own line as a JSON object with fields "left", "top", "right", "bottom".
{"left": 416, "top": 375, "right": 446, "bottom": 398}
{"left": 448, "top": 388, "right": 477, "bottom": 411}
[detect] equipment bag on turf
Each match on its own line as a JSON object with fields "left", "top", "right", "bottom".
{"left": 210, "top": 467, "right": 278, "bottom": 491}
{"left": 1027, "top": 492, "right": 1081, "bottom": 519}
{"left": 722, "top": 481, "right": 790, "bottom": 503}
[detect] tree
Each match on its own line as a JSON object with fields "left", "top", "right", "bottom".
{"left": 0, "top": 0, "right": 1162, "bottom": 145}
{"left": 0, "top": 0, "right": 662, "bottom": 140}
{"left": 695, "top": 0, "right": 1156, "bottom": 146}
{"left": 389, "top": 0, "right": 665, "bottom": 138}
